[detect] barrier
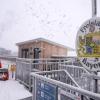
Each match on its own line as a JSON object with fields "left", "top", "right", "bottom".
{"left": 16, "top": 57, "right": 100, "bottom": 93}
{"left": 31, "top": 70, "right": 100, "bottom": 100}
{"left": 15, "top": 57, "right": 100, "bottom": 100}
{"left": 15, "top": 57, "right": 82, "bottom": 88}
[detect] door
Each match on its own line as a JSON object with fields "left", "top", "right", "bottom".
{"left": 34, "top": 48, "right": 41, "bottom": 60}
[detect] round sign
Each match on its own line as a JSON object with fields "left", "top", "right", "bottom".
{"left": 76, "top": 17, "right": 100, "bottom": 57}
{"left": 76, "top": 17, "right": 100, "bottom": 71}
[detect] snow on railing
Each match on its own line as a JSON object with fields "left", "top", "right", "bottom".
{"left": 31, "top": 71, "right": 100, "bottom": 100}
{"left": 15, "top": 57, "right": 80, "bottom": 88}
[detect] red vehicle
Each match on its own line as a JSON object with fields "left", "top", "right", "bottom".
{"left": 0, "top": 68, "right": 9, "bottom": 80}
{"left": 0, "top": 61, "right": 2, "bottom": 68}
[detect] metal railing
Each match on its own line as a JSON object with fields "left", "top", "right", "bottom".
{"left": 58, "top": 65, "right": 100, "bottom": 93}
{"left": 16, "top": 62, "right": 60, "bottom": 88}
{"left": 15, "top": 57, "right": 100, "bottom": 100}
{"left": 35, "top": 70, "right": 80, "bottom": 87}
{"left": 16, "top": 58, "right": 100, "bottom": 93}
{"left": 16, "top": 58, "right": 64, "bottom": 88}
{"left": 59, "top": 65, "right": 90, "bottom": 89}
{"left": 16, "top": 57, "right": 82, "bottom": 88}
{"left": 16, "top": 60, "right": 32, "bottom": 87}
{"left": 31, "top": 70, "right": 100, "bottom": 100}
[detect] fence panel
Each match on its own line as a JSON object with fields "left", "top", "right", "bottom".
{"left": 31, "top": 71, "right": 100, "bottom": 100}
{"left": 16, "top": 58, "right": 100, "bottom": 93}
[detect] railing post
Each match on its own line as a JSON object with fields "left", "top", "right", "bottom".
{"left": 22, "top": 62, "right": 24, "bottom": 82}
{"left": 81, "top": 95, "right": 84, "bottom": 100}
{"left": 94, "top": 79, "right": 98, "bottom": 93}
{"left": 46, "top": 59, "right": 48, "bottom": 71}
{"left": 94, "top": 72, "right": 98, "bottom": 93}
{"left": 29, "top": 60, "right": 33, "bottom": 91}
{"left": 32, "top": 77, "right": 36, "bottom": 100}
{"left": 15, "top": 59, "right": 18, "bottom": 80}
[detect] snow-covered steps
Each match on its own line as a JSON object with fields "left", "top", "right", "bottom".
{"left": 0, "top": 80, "right": 32, "bottom": 100}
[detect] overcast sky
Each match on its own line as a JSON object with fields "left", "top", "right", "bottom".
{"left": 0, "top": 0, "right": 100, "bottom": 53}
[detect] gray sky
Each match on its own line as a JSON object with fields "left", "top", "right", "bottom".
{"left": 0, "top": 0, "right": 100, "bottom": 53}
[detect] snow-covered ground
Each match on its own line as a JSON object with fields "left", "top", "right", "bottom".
{"left": 0, "top": 59, "right": 32, "bottom": 100}
{"left": 0, "top": 80, "right": 32, "bottom": 100}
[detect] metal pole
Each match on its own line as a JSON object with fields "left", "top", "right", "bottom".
{"left": 92, "top": 0, "right": 97, "bottom": 17}
{"left": 92, "top": 0, "right": 98, "bottom": 93}
{"left": 95, "top": 79, "right": 98, "bottom": 93}
{"left": 94, "top": 71, "right": 98, "bottom": 93}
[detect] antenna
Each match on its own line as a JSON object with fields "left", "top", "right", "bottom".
{"left": 92, "top": 0, "right": 97, "bottom": 17}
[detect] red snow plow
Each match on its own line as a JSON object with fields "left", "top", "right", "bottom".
{"left": 0, "top": 61, "right": 2, "bottom": 68}
{"left": 0, "top": 68, "right": 9, "bottom": 80}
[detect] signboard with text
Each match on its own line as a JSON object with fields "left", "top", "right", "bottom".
{"left": 36, "top": 79, "right": 58, "bottom": 100}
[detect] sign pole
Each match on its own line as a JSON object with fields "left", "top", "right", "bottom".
{"left": 92, "top": 0, "right": 97, "bottom": 17}
{"left": 92, "top": 0, "right": 98, "bottom": 93}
